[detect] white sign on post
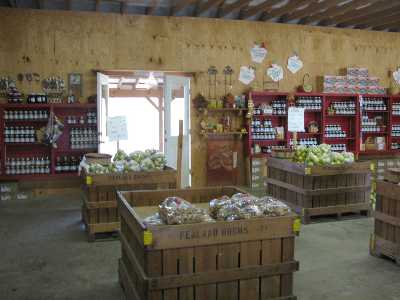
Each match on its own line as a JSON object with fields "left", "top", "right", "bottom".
{"left": 107, "top": 116, "right": 128, "bottom": 142}
{"left": 288, "top": 107, "right": 305, "bottom": 132}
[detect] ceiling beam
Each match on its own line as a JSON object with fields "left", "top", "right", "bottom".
{"left": 196, "top": 0, "right": 224, "bottom": 16}
{"left": 354, "top": 10, "right": 400, "bottom": 29}
{"left": 334, "top": 0, "right": 399, "bottom": 27}
{"left": 239, "top": 0, "right": 282, "bottom": 20}
{"left": 373, "top": 17, "right": 400, "bottom": 31}
{"left": 337, "top": 1, "right": 400, "bottom": 27}
{"left": 120, "top": 1, "right": 128, "bottom": 14}
{"left": 218, "top": 0, "right": 251, "bottom": 18}
{"left": 35, "top": 0, "right": 44, "bottom": 9}
{"left": 317, "top": 0, "right": 382, "bottom": 26}
{"left": 170, "top": 0, "right": 197, "bottom": 16}
{"left": 300, "top": 0, "right": 370, "bottom": 25}
{"left": 146, "top": 0, "right": 159, "bottom": 15}
{"left": 8, "top": 0, "right": 17, "bottom": 7}
{"left": 280, "top": 0, "right": 342, "bottom": 23}
{"left": 65, "top": 0, "right": 71, "bottom": 10}
{"left": 384, "top": 22, "right": 400, "bottom": 32}
{"left": 262, "top": 0, "right": 310, "bottom": 22}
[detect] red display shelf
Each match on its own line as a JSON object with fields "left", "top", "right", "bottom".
{"left": 5, "top": 142, "right": 48, "bottom": 146}
{"left": 325, "top": 114, "right": 356, "bottom": 117}
{"left": 1, "top": 103, "right": 50, "bottom": 109}
{"left": 324, "top": 137, "right": 355, "bottom": 141}
{"left": 247, "top": 92, "right": 289, "bottom": 157}
{"left": 361, "top": 132, "right": 387, "bottom": 135}
{"left": 0, "top": 102, "right": 98, "bottom": 181}
{"left": 5, "top": 119, "right": 48, "bottom": 123}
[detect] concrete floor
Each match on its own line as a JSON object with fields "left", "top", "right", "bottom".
{"left": 1, "top": 193, "right": 400, "bottom": 300}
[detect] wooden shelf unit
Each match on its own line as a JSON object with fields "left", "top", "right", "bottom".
{"left": 0, "top": 102, "right": 98, "bottom": 180}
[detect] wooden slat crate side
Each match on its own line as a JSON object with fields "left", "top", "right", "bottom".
{"left": 84, "top": 168, "right": 177, "bottom": 186}
{"left": 267, "top": 158, "right": 371, "bottom": 176}
{"left": 261, "top": 238, "right": 282, "bottom": 298}
{"left": 280, "top": 237, "right": 295, "bottom": 297}
{"left": 195, "top": 245, "right": 218, "bottom": 299}
{"left": 121, "top": 239, "right": 298, "bottom": 300}
{"left": 239, "top": 241, "right": 261, "bottom": 299}
{"left": 217, "top": 243, "right": 240, "bottom": 300}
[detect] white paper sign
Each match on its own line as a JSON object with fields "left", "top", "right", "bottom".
{"left": 267, "top": 64, "right": 284, "bottom": 82}
{"left": 287, "top": 55, "right": 303, "bottom": 74}
{"left": 239, "top": 66, "right": 255, "bottom": 85}
{"left": 393, "top": 68, "right": 400, "bottom": 84}
{"left": 250, "top": 45, "right": 267, "bottom": 63}
{"left": 107, "top": 116, "right": 128, "bottom": 141}
{"left": 288, "top": 107, "right": 305, "bottom": 132}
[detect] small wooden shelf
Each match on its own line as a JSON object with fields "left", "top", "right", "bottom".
{"left": 297, "top": 132, "right": 322, "bottom": 136}
{"left": 363, "top": 110, "right": 388, "bottom": 113}
{"left": 64, "top": 123, "right": 97, "bottom": 127}
{"left": 5, "top": 119, "right": 48, "bottom": 123}
{"left": 204, "top": 131, "right": 247, "bottom": 136}
{"left": 326, "top": 114, "right": 356, "bottom": 117}
{"left": 205, "top": 108, "right": 247, "bottom": 113}
{"left": 361, "top": 132, "right": 387, "bottom": 135}
{"left": 5, "top": 142, "right": 48, "bottom": 146}
{"left": 57, "top": 149, "right": 98, "bottom": 153}
{"left": 324, "top": 137, "right": 355, "bottom": 141}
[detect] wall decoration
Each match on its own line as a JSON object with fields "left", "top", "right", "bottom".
{"left": 207, "top": 66, "right": 218, "bottom": 100}
{"left": 267, "top": 64, "right": 284, "bottom": 82}
{"left": 239, "top": 66, "right": 255, "bottom": 85}
{"left": 287, "top": 54, "right": 303, "bottom": 74}
{"left": 393, "top": 68, "right": 400, "bottom": 85}
{"left": 250, "top": 43, "right": 268, "bottom": 64}
{"left": 68, "top": 73, "right": 83, "bottom": 100}
{"left": 223, "top": 65, "right": 233, "bottom": 95}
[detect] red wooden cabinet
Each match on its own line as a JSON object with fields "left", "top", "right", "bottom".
{"left": 0, "top": 103, "right": 98, "bottom": 180}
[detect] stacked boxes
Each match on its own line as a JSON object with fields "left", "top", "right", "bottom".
{"left": 0, "top": 182, "right": 18, "bottom": 201}
{"left": 323, "top": 67, "right": 386, "bottom": 95}
{"left": 251, "top": 157, "right": 267, "bottom": 189}
{"left": 0, "top": 182, "right": 29, "bottom": 201}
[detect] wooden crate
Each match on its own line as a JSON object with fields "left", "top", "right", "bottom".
{"left": 266, "top": 158, "right": 371, "bottom": 224}
{"left": 370, "top": 180, "right": 400, "bottom": 265}
{"left": 82, "top": 167, "right": 177, "bottom": 242}
{"left": 118, "top": 187, "right": 299, "bottom": 300}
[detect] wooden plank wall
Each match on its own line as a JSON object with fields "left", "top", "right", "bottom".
{"left": 2, "top": 7, "right": 400, "bottom": 186}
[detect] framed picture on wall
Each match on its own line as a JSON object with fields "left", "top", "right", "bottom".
{"left": 68, "top": 73, "right": 82, "bottom": 101}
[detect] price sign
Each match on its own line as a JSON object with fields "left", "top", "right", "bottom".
{"left": 107, "top": 116, "right": 128, "bottom": 142}
{"left": 267, "top": 64, "right": 284, "bottom": 82}
{"left": 250, "top": 44, "right": 267, "bottom": 63}
{"left": 287, "top": 55, "right": 303, "bottom": 74}
{"left": 239, "top": 66, "right": 255, "bottom": 85}
{"left": 288, "top": 107, "right": 305, "bottom": 132}
{"left": 393, "top": 68, "right": 400, "bottom": 84}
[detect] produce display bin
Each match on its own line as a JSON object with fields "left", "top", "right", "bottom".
{"left": 370, "top": 179, "right": 400, "bottom": 265}
{"left": 266, "top": 157, "right": 371, "bottom": 224}
{"left": 81, "top": 167, "right": 177, "bottom": 242}
{"left": 117, "top": 187, "right": 299, "bottom": 300}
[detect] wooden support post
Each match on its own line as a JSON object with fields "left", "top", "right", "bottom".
{"left": 177, "top": 120, "right": 183, "bottom": 189}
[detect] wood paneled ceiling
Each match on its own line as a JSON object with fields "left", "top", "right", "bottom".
{"left": 2, "top": 0, "right": 400, "bottom": 32}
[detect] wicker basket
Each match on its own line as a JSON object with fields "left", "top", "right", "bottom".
{"left": 84, "top": 153, "right": 112, "bottom": 165}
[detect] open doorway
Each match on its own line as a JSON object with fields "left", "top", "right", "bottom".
{"left": 96, "top": 71, "right": 191, "bottom": 187}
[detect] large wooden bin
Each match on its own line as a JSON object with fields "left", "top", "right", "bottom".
{"left": 370, "top": 180, "right": 400, "bottom": 265}
{"left": 118, "top": 187, "right": 299, "bottom": 300}
{"left": 266, "top": 158, "right": 371, "bottom": 224}
{"left": 82, "top": 167, "right": 177, "bottom": 241}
